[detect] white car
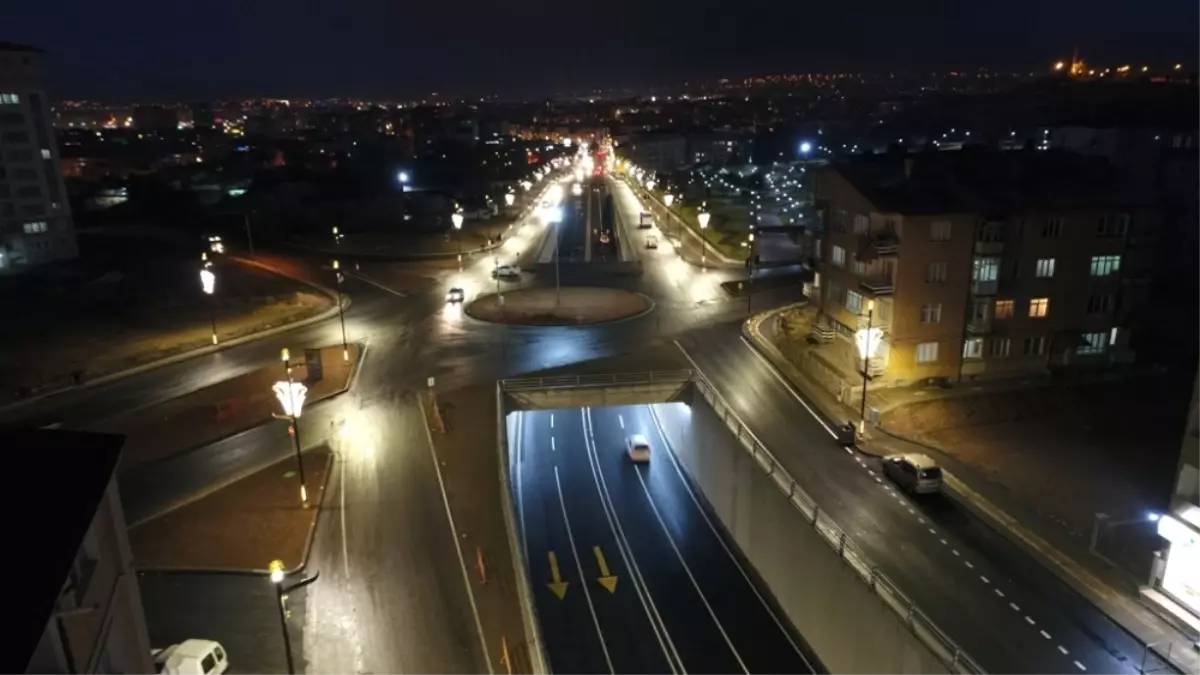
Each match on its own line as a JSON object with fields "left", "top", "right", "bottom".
{"left": 492, "top": 264, "right": 521, "bottom": 279}
{"left": 881, "top": 454, "right": 943, "bottom": 494}
{"left": 645, "top": 235, "right": 658, "bottom": 249}
{"left": 446, "top": 287, "right": 465, "bottom": 303}
{"left": 152, "top": 640, "right": 228, "bottom": 675}
{"left": 626, "top": 434, "right": 652, "bottom": 463}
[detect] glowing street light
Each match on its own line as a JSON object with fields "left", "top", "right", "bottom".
{"left": 504, "top": 192, "right": 515, "bottom": 207}
{"left": 331, "top": 260, "right": 348, "bottom": 362}
{"left": 332, "top": 225, "right": 343, "bottom": 246}
{"left": 275, "top": 348, "right": 309, "bottom": 506}
{"left": 268, "top": 559, "right": 319, "bottom": 675}
{"left": 697, "top": 208, "right": 711, "bottom": 268}
{"left": 451, "top": 211, "right": 465, "bottom": 270}
{"left": 397, "top": 170, "right": 410, "bottom": 184}
{"left": 855, "top": 299, "right": 880, "bottom": 434}
{"left": 199, "top": 268, "right": 218, "bottom": 345}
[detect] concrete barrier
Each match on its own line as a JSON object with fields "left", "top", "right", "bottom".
{"left": 650, "top": 372, "right": 983, "bottom": 674}
{"left": 502, "top": 371, "right": 691, "bottom": 410}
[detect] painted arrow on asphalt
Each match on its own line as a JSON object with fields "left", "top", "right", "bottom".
{"left": 593, "top": 546, "right": 618, "bottom": 593}
{"left": 547, "top": 551, "right": 569, "bottom": 599}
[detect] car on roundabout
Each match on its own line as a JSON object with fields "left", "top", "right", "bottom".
{"left": 446, "top": 287, "right": 465, "bottom": 303}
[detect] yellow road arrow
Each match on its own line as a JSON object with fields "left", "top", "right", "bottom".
{"left": 547, "top": 551, "right": 569, "bottom": 599}
{"left": 593, "top": 546, "right": 619, "bottom": 593}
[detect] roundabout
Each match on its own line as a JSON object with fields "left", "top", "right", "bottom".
{"left": 464, "top": 287, "right": 653, "bottom": 326}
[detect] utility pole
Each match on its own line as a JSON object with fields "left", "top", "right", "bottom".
{"left": 245, "top": 212, "right": 255, "bottom": 254}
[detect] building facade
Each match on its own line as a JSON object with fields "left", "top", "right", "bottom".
{"left": 0, "top": 42, "right": 76, "bottom": 272}
{"left": 812, "top": 150, "right": 1154, "bottom": 387}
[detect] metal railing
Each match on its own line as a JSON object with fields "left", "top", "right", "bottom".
{"left": 690, "top": 371, "right": 986, "bottom": 674}
{"left": 500, "top": 370, "right": 692, "bottom": 391}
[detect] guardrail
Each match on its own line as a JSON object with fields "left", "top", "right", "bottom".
{"left": 500, "top": 370, "right": 693, "bottom": 391}
{"left": 496, "top": 383, "right": 549, "bottom": 673}
{"left": 689, "top": 370, "right": 985, "bottom": 674}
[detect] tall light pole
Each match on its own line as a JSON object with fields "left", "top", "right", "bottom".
{"left": 451, "top": 211, "right": 464, "bottom": 271}
{"left": 268, "top": 560, "right": 320, "bottom": 675}
{"left": 505, "top": 192, "right": 515, "bottom": 212}
{"left": 331, "top": 260, "right": 348, "bottom": 362}
{"left": 663, "top": 193, "right": 675, "bottom": 241}
{"left": 275, "top": 349, "right": 309, "bottom": 507}
{"left": 746, "top": 232, "right": 756, "bottom": 316}
{"left": 200, "top": 267, "right": 218, "bottom": 345}
{"left": 856, "top": 299, "right": 878, "bottom": 435}
{"left": 697, "top": 208, "right": 711, "bottom": 269}
{"left": 332, "top": 225, "right": 342, "bottom": 247}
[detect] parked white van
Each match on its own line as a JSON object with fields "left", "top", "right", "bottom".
{"left": 152, "top": 639, "right": 229, "bottom": 675}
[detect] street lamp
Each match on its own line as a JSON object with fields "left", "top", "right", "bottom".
{"left": 504, "top": 192, "right": 515, "bottom": 208}
{"left": 746, "top": 232, "right": 756, "bottom": 315}
{"left": 855, "top": 300, "right": 880, "bottom": 435}
{"left": 199, "top": 267, "right": 218, "bottom": 345}
{"left": 663, "top": 193, "right": 675, "bottom": 241}
{"left": 268, "top": 559, "right": 320, "bottom": 675}
{"left": 697, "top": 208, "right": 711, "bottom": 268}
{"left": 331, "top": 260, "right": 348, "bottom": 362}
{"left": 332, "top": 226, "right": 342, "bottom": 246}
{"left": 451, "top": 211, "right": 464, "bottom": 270}
{"left": 275, "top": 349, "right": 309, "bottom": 507}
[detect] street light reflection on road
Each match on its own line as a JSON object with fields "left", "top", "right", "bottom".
{"left": 336, "top": 410, "right": 377, "bottom": 460}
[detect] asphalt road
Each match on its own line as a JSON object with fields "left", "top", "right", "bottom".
{"left": 675, "top": 324, "right": 1153, "bottom": 674}
{"left": 513, "top": 404, "right": 817, "bottom": 674}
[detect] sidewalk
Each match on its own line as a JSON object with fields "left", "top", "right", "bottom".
{"left": 744, "top": 304, "right": 1198, "bottom": 674}
{"left": 129, "top": 447, "right": 333, "bottom": 573}
{"left": 420, "top": 385, "right": 537, "bottom": 674}
{"left": 91, "top": 344, "right": 360, "bottom": 469}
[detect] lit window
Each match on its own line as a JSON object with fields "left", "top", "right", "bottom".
{"left": 1090, "top": 255, "right": 1121, "bottom": 276}
{"left": 916, "top": 342, "right": 939, "bottom": 363}
{"left": 1077, "top": 332, "right": 1109, "bottom": 355}
{"left": 920, "top": 303, "right": 942, "bottom": 324}
{"left": 0, "top": 93, "right": 19, "bottom": 104}
{"left": 994, "top": 299, "right": 1014, "bottom": 319}
{"left": 40, "top": 148, "right": 50, "bottom": 159}
{"left": 930, "top": 221, "right": 952, "bottom": 242}
{"left": 831, "top": 245, "right": 845, "bottom": 267}
{"left": 1035, "top": 258, "right": 1056, "bottom": 278}
{"left": 972, "top": 257, "right": 999, "bottom": 282}
{"left": 926, "top": 262, "right": 947, "bottom": 283}
{"left": 990, "top": 337, "right": 1011, "bottom": 357}
{"left": 22, "top": 220, "right": 47, "bottom": 234}
{"left": 1023, "top": 336, "right": 1047, "bottom": 356}
{"left": 1029, "top": 297, "right": 1050, "bottom": 318}
{"left": 963, "top": 338, "right": 984, "bottom": 359}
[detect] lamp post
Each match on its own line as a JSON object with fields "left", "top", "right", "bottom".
{"left": 856, "top": 300, "right": 878, "bottom": 435}
{"left": 697, "top": 208, "right": 711, "bottom": 269}
{"left": 199, "top": 267, "right": 218, "bottom": 345}
{"left": 504, "top": 191, "right": 515, "bottom": 211}
{"left": 275, "top": 349, "right": 309, "bottom": 507}
{"left": 451, "top": 211, "right": 464, "bottom": 271}
{"left": 746, "top": 232, "right": 756, "bottom": 316}
{"left": 268, "top": 560, "right": 320, "bottom": 675}
{"left": 331, "top": 260, "right": 348, "bottom": 362}
{"left": 663, "top": 193, "right": 675, "bottom": 241}
{"left": 332, "top": 226, "right": 342, "bottom": 246}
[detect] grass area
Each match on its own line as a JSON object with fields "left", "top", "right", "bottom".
{"left": 0, "top": 246, "right": 333, "bottom": 402}
{"left": 302, "top": 214, "right": 518, "bottom": 257}
{"left": 129, "top": 448, "right": 332, "bottom": 571}
{"left": 91, "top": 344, "right": 359, "bottom": 468}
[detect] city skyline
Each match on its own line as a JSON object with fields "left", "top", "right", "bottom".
{"left": 5, "top": 0, "right": 1198, "bottom": 100}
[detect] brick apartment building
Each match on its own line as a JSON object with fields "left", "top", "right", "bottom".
{"left": 811, "top": 148, "right": 1156, "bottom": 386}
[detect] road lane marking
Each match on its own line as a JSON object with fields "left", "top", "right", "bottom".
{"left": 551, "top": 436, "right": 556, "bottom": 452}
{"left": 421, "top": 397, "right": 493, "bottom": 674}
{"left": 647, "top": 404, "right": 814, "bottom": 670}
{"left": 995, "top": 589, "right": 1005, "bottom": 598}
{"left": 1058, "top": 646, "right": 1069, "bottom": 655}
{"left": 550, "top": 414, "right": 554, "bottom": 428}
{"left": 1074, "top": 660, "right": 1086, "bottom": 670}
{"left": 631, "top": 461, "right": 749, "bottom": 674}
{"left": 1025, "top": 616, "right": 1036, "bottom": 625}
{"left": 593, "top": 546, "right": 619, "bottom": 593}
{"left": 725, "top": 337, "right": 838, "bottom": 438}
{"left": 979, "top": 576, "right": 989, "bottom": 584}
{"left": 553, "top": 465, "right": 614, "bottom": 673}
{"left": 345, "top": 270, "right": 407, "bottom": 297}
{"left": 581, "top": 408, "right": 681, "bottom": 673}
{"left": 618, "top": 414, "right": 625, "bottom": 429}
{"left": 1040, "top": 630, "right": 1051, "bottom": 639}
{"left": 546, "top": 551, "right": 569, "bottom": 599}
{"left": 952, "top": 549, "right": 960, "bottom": 556}
{"left": 964, "top": 560, "right": 974, "bottom": 569}
{"left": 1009, "top": 602, "right": 1021, "bottom": 611}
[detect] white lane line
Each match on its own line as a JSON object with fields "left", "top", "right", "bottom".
{"left": 1010, "top": 602, "right": 1021, "bottom": 612}
{"left": 952, "top": 549, "right": 960, "bottom": 556}
{"left": 346, "top": 271, "right": 407, "bottom": 297}
{"left": 647, "top": 403, "right": 814, "bottom": 670}
{"left": 582, "top": 409, "right": 682, "bottom": 673}
{"left": 554, "top": 465, "right": 615, "bottom": 674}
{"left": 618, "top": 414, "right": 625, "bottom": 429}
{"left": 422, "top": 397, "right": 494, "bottom": 674}
{"left": 1025, "top": 616, "right": 1036, "bottom": 625}
{"left": 1040, "top": 630, "right": 1051, "bottom": 640}
{"left": 995, "top": 589, "right": 1005, "bottom": 598}
{"left": 907, "top": 508, "right": 915, "bottom": 515}
{"left": 928, "top": 528, "right": 936, "bottom": 534}
{"left": 939, "top": 539, "right": 948, "bottom": 545}
{"left": 917, "top": 517, "right": 925, "bottom": 524}
{"left": 1074, "top": 660, "right": 1087, "bottom": 670}
{"left": 339, "top": 446, "right": 349, "bottom": 578}
{"left": 964, "top": 560, "right": 974, "bottom": 569}
{"left": 732, "top": 336, "right": 838, "bottom": 438}
{"left": 979, "top": 576, "right": 989, "bottom": 584}
{"left": 632, "top": 454, "right": 749, "bottom": 674}
{"left": 1058, "top": 646, "right": 1069, "bottom": 655}
{"left": 550, "top": 414, "right": 555, "bottom": 428}
{"left": 551, "top": 436, "right": 556, "bottom": 452}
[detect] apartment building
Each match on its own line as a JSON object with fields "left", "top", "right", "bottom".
{"left": 12, "top": 430, "right": 154, "bottom": 674}
{"left": 812, "top": 149, "right": 1154, "bottom": 386}
{"left": 0, "top": 42, "right": 76, "bottom": 273}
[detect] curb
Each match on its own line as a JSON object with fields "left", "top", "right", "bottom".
{"left": 0, "top": 255, "right": 346, "bottom": 415}
{"left": 633, "top": 184, "right": 742, "bottom": 265}
{"left": 463, "top": 290, "right": 656, "bottom": 328}
{"left": 132, "top": 446, "right": 336, "bottom": 577}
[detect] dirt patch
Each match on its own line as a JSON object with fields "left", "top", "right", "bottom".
{"left": 0, "top": 256, "right": 334, "bottom": 402}
{"left": 91, "top": 344, "right": 359, "bottom": 469}
{"left": 465, "top": 287, "right": 652, "bottom": 326}
{"left": 130, "top": 448, "right": 333, "bottom": 571}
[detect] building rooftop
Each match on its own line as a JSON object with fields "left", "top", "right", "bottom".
{"left": 830, "top": 147, "right": 1149, "bottom": 216}
{"left": 0, "top": 41, "right": 43, "bottom": 54}
{"left": 1, "top": 429, "right": 124, "bottom": 673}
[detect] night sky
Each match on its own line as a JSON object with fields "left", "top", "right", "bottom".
{"left": 4, "top": 0, "right": 1197, "bottom": 101}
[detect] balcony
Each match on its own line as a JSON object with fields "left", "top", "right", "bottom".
{"left": 860, "top": 276, "right": 894, "bottom": 296}
{"left": 967, "top": 316, "right": 992, "bottom": 334}
{"left": 970, "top": 279, "right": 998, "bottom": 296}
{"left": 857, "top": 233, "right": 900, "bottom": 260}
{"left": 974, "top": 240, "right": 1004, "bottom": 256}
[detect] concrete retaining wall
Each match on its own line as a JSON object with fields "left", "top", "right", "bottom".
{"left": 652, "top": 398, "right": 957, "bottom": 674}
{"left": 506, "top": 381, "right": 689, "bottom": 410}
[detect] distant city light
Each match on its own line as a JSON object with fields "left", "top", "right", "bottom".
{"left": 397, "top": 171, "right": 410, "bottom": 184}
{"left": 799, "top": 141, "right": 812, "bottom": 154}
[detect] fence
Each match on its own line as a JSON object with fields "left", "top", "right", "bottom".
{"left": 500, "top": 370, "right": 693, "bottom": 392}
{"left": 690, "top": 371, "right": 986, "bottom": 674}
